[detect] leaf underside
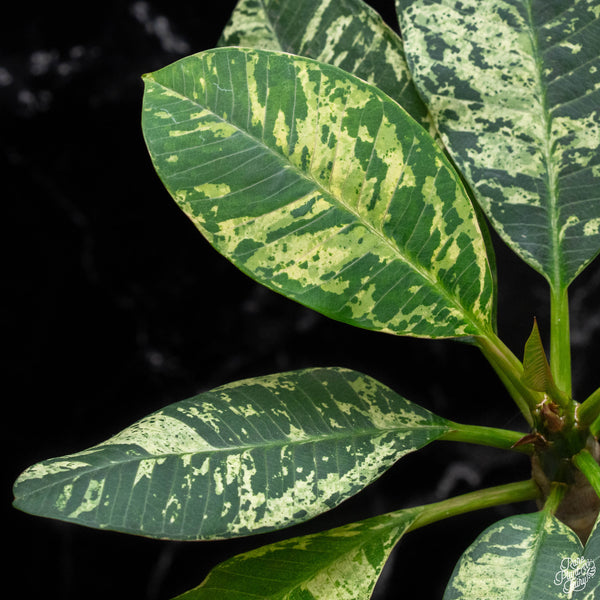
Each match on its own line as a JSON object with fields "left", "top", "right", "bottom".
{"left": 142, "top": 47, "right": 495, "bottom": 339}
{"left": 174, "top": 508, "right": 420, "bottom": 600}
{"left": 398, "top": 0, "right": 600, "bottom": 290}
{"left": 13, "top": 368, "right": 449, "bottom": 540}
{"left": 219, "top": 0, "right": 433, "bottom": 130}
{"left": 444, "top": 510, "right": 600, "bottom": 599}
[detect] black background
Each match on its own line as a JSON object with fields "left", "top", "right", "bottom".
{"left": 4, "top": 1, "right": 599, "bottom": 598}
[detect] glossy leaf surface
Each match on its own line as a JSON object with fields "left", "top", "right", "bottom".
{"left": 219, "top": 0, "right": 432, "bottom": 129}
{"left": 398, "top": 0, "right": 600, "bottom": 289}
{"left": 13, "top": 368, "right": 449, "bottom": 540}
{"left": 174, "top": 508, "right": 420, "bottom": 599}
{"left": 142, "top": 47, "right": 495, "bottom": 339}
{"left": 443, "top": 510, "right": 600, "bottom": 599}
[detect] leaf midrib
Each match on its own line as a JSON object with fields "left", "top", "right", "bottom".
{"left": 524, "top": 0, "right": 562, "bottom": 293}
{"left": 208, "top": 516, "right": 414, "bottom": 599}
{"left": 147, "top": 54, "right": 490, "bottom": 336}
{"left": 15, "top": 421, "right": 449, "bottom": 498}
{"left": 522, "top": 512, "right": 582, "bottom": 598}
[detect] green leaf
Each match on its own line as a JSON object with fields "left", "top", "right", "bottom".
{"left": 142, "top": 47, "right": 495, "bottom": 339}
{"left": 219, "top": 0, "right": 432, "bottom": 130}
{"left": 582, "top": 515, "right": 600, "bottom": 597}
{"left": 13, "top": 368, "right": 449, "bottom": 540}
{"left": 173, "top": 479, "right": 539, "bottom": 599}
{"left": 397, "top": 0, "right": 600, "bottom": 289}
{"left": 521, "top": 318, "right": 555, "bottom": 394}
{"left": 173, "top": 508, "right": 420, "bottom": 600}
{"left": 521, "top": 319, "right": 571, "bottom": 412}
{"left": 443, "top": 510, "right": 600, "bottom": 599}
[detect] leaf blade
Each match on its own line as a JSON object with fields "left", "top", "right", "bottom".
{"left": 443, "top": 511, "right": 586, "bottom": 599}
{"left": 521, "top": 318, "right": 555, "bottom": 394}
{"left": 13, "top": 368, "right": 449, "bottom": 540}
{"left": 173, "top": 508, "right": 420, "bottom": 600}
{"left": 219, "top": 0, "right": 433, "bottom": 130}
{"left": 142, "top": 47, "right": 495, "bottom": 339}
{"left": 397, "top": 0, "right": 600, "bottom": 289}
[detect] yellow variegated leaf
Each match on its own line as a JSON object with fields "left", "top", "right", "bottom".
{"left": 142, "top": 47, "right": 495, "bottom": 339}
{"left": 398, "top": 0, "right": 600, "bottom": 290}
{"left": 13, "top": 368, "right": 450, "bottom": 540}
{"left": 444, "top": 511, "right": 600, "bottom": 599}
{"left": 174, "top": 508, "right": 421, "bottom": 600}
{"left": 219, "top": 0, "right": 433, "bottom": 130}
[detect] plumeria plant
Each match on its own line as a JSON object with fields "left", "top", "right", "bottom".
{"left": 13, "top": 0, "right": 600, "bottom": 598}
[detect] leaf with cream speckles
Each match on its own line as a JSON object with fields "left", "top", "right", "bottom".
{"left": 219, "top": 0, "right": 433, "bottom": 131}
{"left": 174, "top": 508, "right": 420, "bottom": 600}
{"left": 141, "top": 47, "right": 495, "bottom": 339}
{"left": 13, "top": 368, "right": 450, "bottom": 540}
{"left": 582, "top": 515, "right": 600, "bottom": 598}
{"left": 397, "top": 0, "right": 600, "bottom": 290}
{"left": 443, "top": 510, "right": 600, "bottom": 599}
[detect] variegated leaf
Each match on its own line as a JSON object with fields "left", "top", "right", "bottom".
{"left": 174, "top": 507, "right": 421, "bottom": 600}
{"left": 582, "top": 514, "right": 600, "bottom": 597}
{"left": 443, "top": 510, "right": 600, "bottom": 599}
{"left": 142, "top": 48, "right": 495, "bottom": 339}
{"left": 219, "top": 0, "right": 433, "bottom": 130}
{"left": 397, "top": 0, "right": 600, "bottom": 289}
{"left": 13, "top": 368, "right": 449, "bottom": 540}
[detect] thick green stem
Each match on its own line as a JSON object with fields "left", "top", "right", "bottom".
{"left": 592, "top": 415, "right": 600, "bottom": 439}
{"left": 578, "top": 386, "right": 600, "bottom": 430}
{"left": 476, "top": 332, "right": 542, "bottom": 426}
{"left": 542, "top": 481, "right": 566, "bottom": 515}
{"left": 405, "top": 479, "right": 538, "bottom": 532}
{"left": 440, "top": 421, "right": 533, "bottom": 454}
{"left": 550, "top": 285, "right": 572, "bottom": 398}
{"left": 573, "top": 448, "right": 600, "bottom": 499}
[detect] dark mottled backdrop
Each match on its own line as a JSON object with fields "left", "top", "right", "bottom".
{"left": 4, "top": 1, "right": 599, "bottom": 598}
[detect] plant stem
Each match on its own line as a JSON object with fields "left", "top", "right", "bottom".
{"left": 577, "top": 386, "right": 600, "bottom": 430}
{"left": 542, "top": 481, "right": 566, "bottom": 515}
{"left": 440, "top": 421, "right": 533, "bottom": 454}
{"left": 550, "top": 285, "right": 572, "bottom": 398}
{"left": 405, "top": 479, "right": 538, "bottom": 532}
{"left": 591, "top": 414, "right": 600, "bottom": 439}
{"left": 573, "top": 448, "right": 600, "bottom": 498}
{"left": 476, "top": 332, "right": 542, "bottom": 425}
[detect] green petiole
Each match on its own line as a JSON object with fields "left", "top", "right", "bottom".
{"left": 440, "top": 421, "right": 534, "bottom": 454}
{"left": 405, "top": 479, "right": 539, "bottom": 533}
{"left": 573, "top": 448, "right": 600, "bottom": 499}
{"left": 476, "top": 332, "right": 543, "bottom": 426}
{"left": 578, "top": 386, "right": 600, "bottom": 431}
